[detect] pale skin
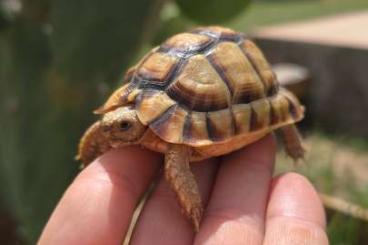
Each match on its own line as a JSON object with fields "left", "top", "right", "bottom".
{"left": 39, "top": 135, "right": 328, "bottom": 245}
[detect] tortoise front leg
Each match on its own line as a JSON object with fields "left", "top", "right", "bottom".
{"left": 165, "top": 144, "right": 202, "bottom": 231}
{"left": 280, "top": 124, "right": 305, "bottom": 163}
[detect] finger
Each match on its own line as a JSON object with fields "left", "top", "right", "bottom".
{"left": 131, "top": 158, "right": 219, "bottom": 245}
{"left": 264, "top": 172, "right": 328, "bottom": 245}
{"left": 195, "top": 134, "right": 276, "bottom": 244}
{"left": 39, "top": 146, "right": 162, "bottom": 245}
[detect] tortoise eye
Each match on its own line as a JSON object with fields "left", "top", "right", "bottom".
{"left": 120, "top": 121, "right": 132, "bottom": 131}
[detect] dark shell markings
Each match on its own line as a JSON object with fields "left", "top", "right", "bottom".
{"left": 115, "top": 26, "right": 302, "bottom": 146}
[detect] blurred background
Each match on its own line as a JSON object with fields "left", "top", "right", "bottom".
{"left": 1, "top": 0, "right": 368, "bottom": 244}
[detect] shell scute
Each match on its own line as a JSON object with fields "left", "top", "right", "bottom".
{"left": 192, "top": 26, "right": 240, "bottom": 41}
{"left": 240, "top": 40, "right": 279, "bottom": 96}
{"left": 137, "top": 52, "right": 179, "bottom": 84}
{"left": 167, "top": 54, "right": 231, "bottom": 111}
{"left": 208, "top": 42, "right": 265, "bottom": 104}
{"left": 150, "top": 105, "right": 188, "bottom": 144}
{"left": 270, "top": 95, "right": 290, "bottom": 125}
{"left": 160, "top": 33, "right": 213, "bottom": 55}
{"left": 232, "top": 104, "right": 252, "bottom": 134}
{"left": 136, "top": 90, "right": 176, "bottom": 125}
{"left": 206, "top": 109, "right": 234, "bottom": 141}
{"left": 183, "top": 112, "right": 211, "bottom": 145}
{"left": 101, "top": 27, "right": 304, "bottom": 146}
{"left": 250, "top": 99, "right": 271, "bottom": 131}
{"left": 267, "top": 88, "right": 305, "bottom": 127}
{"left": 280, "top": 88, "right": 304, "bottom": 120}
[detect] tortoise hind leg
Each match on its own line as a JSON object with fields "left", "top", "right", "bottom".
{"left": 165, "top": 144, "right": 202, "bottom": 231}
{"left": 280, "top": 124, "right": 306, "bottom": 164}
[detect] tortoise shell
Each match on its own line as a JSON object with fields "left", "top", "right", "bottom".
{"left": 98, "top": 26, "right": 304, "bottom": 146}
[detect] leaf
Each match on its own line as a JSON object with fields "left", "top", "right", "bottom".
{"left": 0, "top": 1, "right": 165, "bottom": 243}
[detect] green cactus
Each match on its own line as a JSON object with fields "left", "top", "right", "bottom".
{"left": 0, "top": 0, "right": 165, "bottom": 243}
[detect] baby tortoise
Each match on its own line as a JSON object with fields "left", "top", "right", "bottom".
{"left": 77, "top": 26, "right": 305, "bottom": 231}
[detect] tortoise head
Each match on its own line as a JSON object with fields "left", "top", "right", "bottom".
{"left": 100, "top": 106, "right": 147, "bottom": 148}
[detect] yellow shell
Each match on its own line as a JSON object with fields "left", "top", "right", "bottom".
{"left": 97, "top": 26, "right": 304, "bottom": 146}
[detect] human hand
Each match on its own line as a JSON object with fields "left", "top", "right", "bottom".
{"left": 39, "top": 135, "right": 328, "bottom": 245}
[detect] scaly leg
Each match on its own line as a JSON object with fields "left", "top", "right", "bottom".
{"left": 165, "top": 144, "right": 202, "bottom": 231}
{"left": 280, "top": 124, "right": 306, "bottom": 164}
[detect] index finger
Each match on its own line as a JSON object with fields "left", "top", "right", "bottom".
{"left": 38, "top": 146, "right": 162, "bottom": 245}
{"left": 195, "top": 134, "right": 276, "bottom": 244}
